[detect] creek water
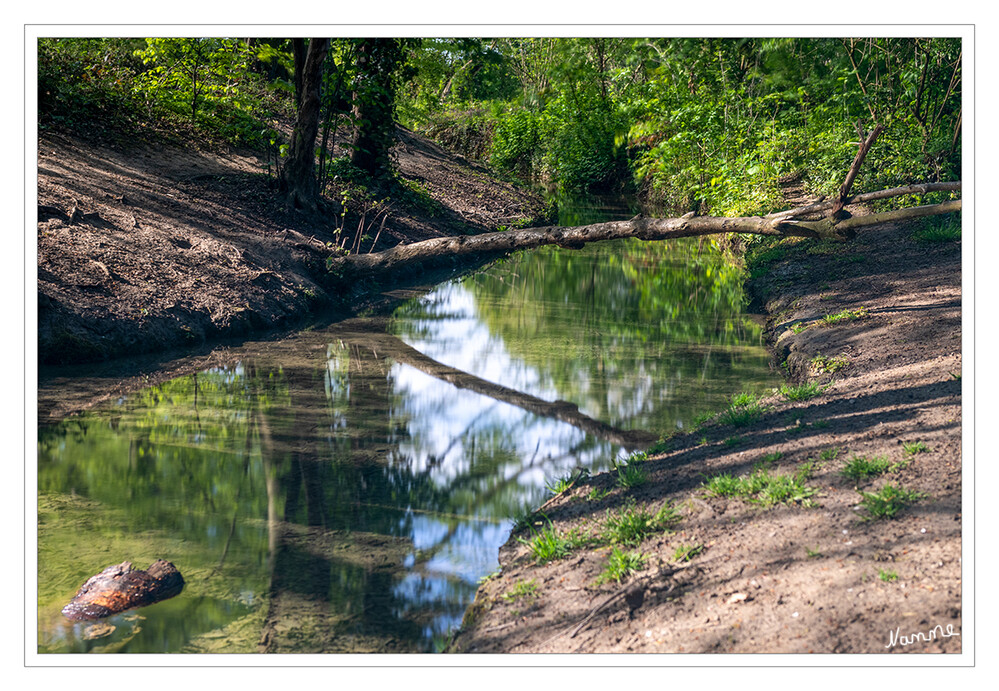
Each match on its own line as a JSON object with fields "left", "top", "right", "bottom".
{"left": 36, "top": 195, "right": 777, "bottom": 653}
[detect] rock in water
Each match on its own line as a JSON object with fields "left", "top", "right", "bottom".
{"left": 62, "top": 559, "right": 185, "bottom": 621}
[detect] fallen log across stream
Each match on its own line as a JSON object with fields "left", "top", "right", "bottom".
{"left": 336, "top": 322, "right": 660, "bottom": 449}
{"left": 328, "top": 182, "right": 960, "bottom": 285}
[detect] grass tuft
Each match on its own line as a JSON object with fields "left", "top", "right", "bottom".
{"left": 704, "top": 463, "right": 819, "bottom": 507}
{"left": 821, "top": 306, "right": 869, "bottom": 325}
{"left": 903, "top": 440, "right": 930, "bottom": 456}
{"left": 616, "top": 462, "right": 648, "bottom": 488}
{"left": 912, "top": 216, "right": 960, "bottom": 244}
{"left": 857, "top": 483, "right": 926, "bottom": 520}
{"left": 841, "top": 455, "right": 908, "bottom": 482}
{"left": 517, "top": 519, "right": 589, "bottom": 564}
{"left": 595, "top": 547, "right": 646, "bottom": 585}
{"left": 780, "top": 381, "right": 830, "bottom": 401}
{"left": 603, "top": 501, "right": 681, "bottom": 547}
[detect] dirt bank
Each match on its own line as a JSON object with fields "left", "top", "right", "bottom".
{"left": 449, "top": 208, "right": 962, "bottom": 654}
{"left": 36, "top": 126, "right": 549, "bottom": 367}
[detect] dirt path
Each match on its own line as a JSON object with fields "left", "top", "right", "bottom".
{"left": 449, "top": 210, "right": 962, "bottom": 654}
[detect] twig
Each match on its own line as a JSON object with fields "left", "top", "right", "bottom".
{"left": 368, "top": 213, "right": 389, "bottom": 254}
{"left": 540, "top": 563, "right": 688, "bottom": 649}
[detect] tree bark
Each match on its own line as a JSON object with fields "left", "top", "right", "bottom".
{"left": 327, "top": 183, "right": 961, "bottom": 285}
{"left": 281, "top": 38, "right": 329, "bottom": 212}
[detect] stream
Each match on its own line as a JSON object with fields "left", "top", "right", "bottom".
{"left": 36, "top": 195, "right": 777, "bottom": 653}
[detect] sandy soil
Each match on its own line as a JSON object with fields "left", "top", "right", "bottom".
{"left": 449, "top": 202, "right": 963, "bottom": 655}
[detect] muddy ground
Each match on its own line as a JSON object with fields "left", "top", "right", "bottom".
{"left": 448, "top": 196, "right": 963, "bottom": 654}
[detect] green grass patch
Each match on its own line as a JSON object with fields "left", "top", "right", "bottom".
{"left": 595, "top": 547, "right": 646, "bottom": 585}
{"left": 780, "top": 381, "right": 830, "bottom": 401}
{"left": 616, "top": 462, "right": 648, "bottom": 488}
{"left": 586, "top": 486, "right": 612, "bottom": 502}
{"left": 545, "top": 473, "right": 576, "bottom": 496}
{"left": 903, "top": 441, "right": 931, "bottom": 456}
{"left": 821, "top": 306, "right": 869, "bottom": 325}
{"left": 723, "top": 436, "right": 743, "bottom": 448}
{"left": 841, "top": 455, "right": 908, "bottom": 482}
{"left": 841, "top": 455, "right": 892, "bottom": 481}
{"left": 857, "top": 484, "right": 926, "bottom": 520}
{"left": 502, "top": 579, "right": 539, "bottom": 602}
{"left": 912, "top": 215, "right": 960, "bottom": 244}
{"left": 810, "top": 353, "right": 850, "bottom": 374}
{"left": 818, "top": 446, "right": 842, "bottom": 462}
{"left": 602, "top": 501, "right": 681, "bottom": 547}
{"left": 703, "top": 464, "right": 819, "bottom": 507}
{"left": 718, "top": 396, "right": 767, "bottom": 427}
{"left": 517, "top": 520, "right": 590, "bottom": 564}
{"left": 878, "top": 569, "right": 899, "bottom": 582}
{"left": 805, "top": 546, "right": 823, "bottom": 558}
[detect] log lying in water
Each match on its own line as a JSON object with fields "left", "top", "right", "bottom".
{"left": 327, "top": 182, "right": 961, "bottom": 285}
{"left": 62, "top": 559, "right": 185, "bottom": 621}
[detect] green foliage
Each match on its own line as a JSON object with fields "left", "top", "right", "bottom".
{"left": 615, "top": 462, "right": 648, "bottom": 488}
{"left": 38, "top": 38, "right": 147, "bottom": 134}
{"left": 132, "top": 38, "right": 278, "bottom": 147}
{"left": 718, "top": 393, "right": 767, "bottom": 427}
{"left": 841, "top": 454, "right": 908, "bottom": 482}
{"left": 903, "top": 441, "right": 930, "bottom": 456}
{"left": 39, "top": 37, "right": 288, "bottom": 148}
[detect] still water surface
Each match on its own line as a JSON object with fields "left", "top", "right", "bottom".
{"left": 37, "top": 197, "right": 776, "bottom": 653}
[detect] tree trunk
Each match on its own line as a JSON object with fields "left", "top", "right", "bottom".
{"left": 350, "top": 39, "right": 401, "bottom": 177}
{"left": 327, "top": 183, "right": 961, "bottom": 285}
{"left": 281, "top": 38, "right": 329, "bottom": 212}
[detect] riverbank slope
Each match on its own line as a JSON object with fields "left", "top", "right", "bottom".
{"left": 449, "top": 211, "right": 963, "bottom": 654}
{"left": 36, "top": 126, "right": 549, "bottom": 368}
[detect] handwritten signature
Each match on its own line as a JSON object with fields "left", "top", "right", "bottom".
{"left": 886, "top": 623, "right": 960, "bottom": 650}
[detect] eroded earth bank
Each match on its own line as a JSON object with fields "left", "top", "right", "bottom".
{"left": 449, "top": 213, "right": 962, "bottom": 654}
